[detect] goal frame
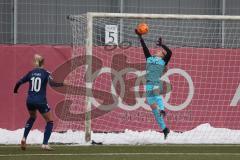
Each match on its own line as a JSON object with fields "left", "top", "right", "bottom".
{"left": 71, "top": 12, "right": 240, "bottom": 143}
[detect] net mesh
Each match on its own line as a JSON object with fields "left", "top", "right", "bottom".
{"left": 56, "top": 14, "right": 240, "bottom": 142}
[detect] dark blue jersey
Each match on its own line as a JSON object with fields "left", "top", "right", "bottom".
{"left": 15, "top": 68, "right": 51, "bottom": 104}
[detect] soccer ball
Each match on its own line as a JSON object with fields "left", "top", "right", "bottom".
{"left": 136, "top": 23, "right": 149, "bottom": 35}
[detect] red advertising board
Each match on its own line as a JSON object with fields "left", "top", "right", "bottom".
{"left": 0, "top": 45, "right": 239, "bottom": 132}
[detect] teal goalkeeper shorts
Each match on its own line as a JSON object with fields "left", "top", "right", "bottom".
{"left": 146, "top": 83, "right": 165, "bottom": 110}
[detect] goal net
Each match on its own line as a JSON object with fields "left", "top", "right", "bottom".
{"left": 57, "top": 13, "right": 240, "bottom": 143}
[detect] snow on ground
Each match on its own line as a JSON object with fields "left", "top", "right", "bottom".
{"left": 1, "top": 123, "right": 240, "bottom": 144}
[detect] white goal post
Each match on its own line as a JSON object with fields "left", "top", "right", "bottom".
{"left": 66, "top": 12, "right": 240, "bottom": 143}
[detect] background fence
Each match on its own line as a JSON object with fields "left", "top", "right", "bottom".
{"left": 1, "top": 0, "right": 240, "bottom": 45}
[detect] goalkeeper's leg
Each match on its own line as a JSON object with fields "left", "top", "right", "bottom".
{"left": 150, "top": 102, "right": 170, "bottom": 140}
{"left": 150, "top": 103, "right": 166, "bottom": 130}
{"left": 155, "top": 96, "right": 170, "bottom": 139}
{"left": 146, "top": 84, "right": 166, "bottom": 129}
{"left": 146, "top": 84, "right": 169, "bottom": 139}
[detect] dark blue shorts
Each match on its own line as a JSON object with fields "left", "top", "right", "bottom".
{"left": 26, "top": 102, "right": 50, "bottom": 114}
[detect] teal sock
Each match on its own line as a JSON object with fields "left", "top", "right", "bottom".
{"left": 152, "top": 108, "right": 166, "bottom": 130}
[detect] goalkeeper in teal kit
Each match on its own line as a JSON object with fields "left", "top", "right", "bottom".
{"left": 135, "top": 29, "right": 172, "bottom": 139}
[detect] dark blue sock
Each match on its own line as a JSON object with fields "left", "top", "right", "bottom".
{"left": 23, "top": 117, "right": 36, "bottom": 139}
{"left": 43, "top": 121, "right": 53, "bottom": 145}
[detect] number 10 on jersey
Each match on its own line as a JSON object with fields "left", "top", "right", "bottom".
{"left": 31, "top": 77, "right": 41, "bottom": 92}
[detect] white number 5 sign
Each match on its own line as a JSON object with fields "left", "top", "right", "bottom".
{"left": 105, "top": 25, "right": 118, "bottom": 45}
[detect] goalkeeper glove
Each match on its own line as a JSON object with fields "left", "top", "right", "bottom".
{"left": 135, "top": 29, "right": 142, "bottom": 37}
{"left": 156, "top": 37, "right": 162, "bottom": 47}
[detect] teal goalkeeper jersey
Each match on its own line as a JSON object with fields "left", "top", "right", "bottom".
{"left": 146, "top": 56, "right": 166, "bottom": 84}
{"left": 137, "top": 35, "right": 172, "bottom": 84}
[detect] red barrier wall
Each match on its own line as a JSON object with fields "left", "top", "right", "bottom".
{"left": 0, "top": 45, "right": 240, "bottom": 132}
{"left": 0, "top": 45, "right": 71, "bottom": 130}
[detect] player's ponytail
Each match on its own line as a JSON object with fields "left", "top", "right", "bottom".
{"left": 34, "top": 54, "right": 44, "bottom": 68}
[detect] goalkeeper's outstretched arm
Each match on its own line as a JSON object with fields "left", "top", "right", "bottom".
{"left": 162, "top": 44, "right": 172, "bottom": 66}
{"left": 156, "top": 37, "right": 172, "bottom": 65}
{"left": 135, "top": 29, "right": 151, "bottom": 60}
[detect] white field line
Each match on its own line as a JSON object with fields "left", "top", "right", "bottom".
{"left": 1, "top": 144, "right": 240, "bottom": 147}
{"left": 1, "top": 153, "right": 240, "bottom": 157}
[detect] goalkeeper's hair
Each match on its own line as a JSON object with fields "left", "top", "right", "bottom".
{"left": 34, "top": 54, "right": 44, "bottom": 67}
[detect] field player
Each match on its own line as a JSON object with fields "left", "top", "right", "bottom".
{"left": 14, "top": 54, "right": 64, "bottom": 150}
{"left": 135, "top": 29, "right": 172, "bottom": 139}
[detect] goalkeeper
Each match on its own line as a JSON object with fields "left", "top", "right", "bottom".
{"left": 135, "top": 29, "right": 172, "bottom": 139}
